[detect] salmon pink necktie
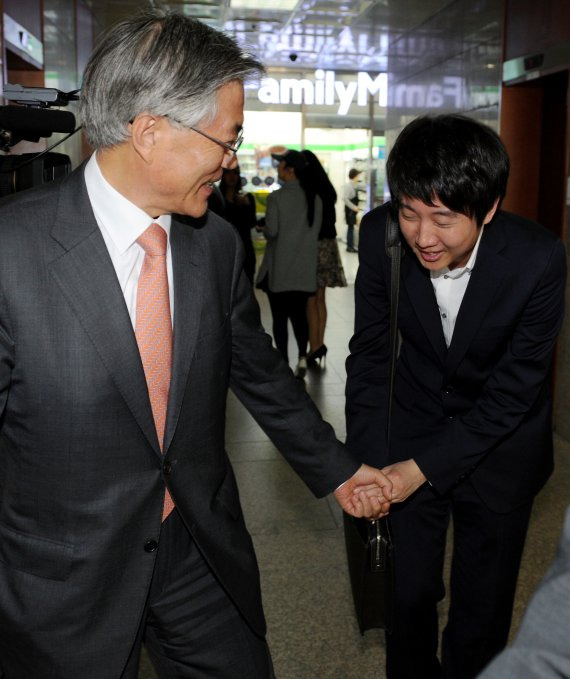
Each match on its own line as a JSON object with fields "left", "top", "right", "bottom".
{"left": 135, "top": 223, "right": 175, "bottom": 521}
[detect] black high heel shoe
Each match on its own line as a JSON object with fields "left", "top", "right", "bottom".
{"left": 307, "top": 344, "right": 328, "bottom": 368}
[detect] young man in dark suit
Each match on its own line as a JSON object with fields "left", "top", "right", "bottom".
{"left": 346, "top": 114, "right": 566, "bottom": 679}
{"left": 0, "top": 10, "right": 391, "bottom": 678}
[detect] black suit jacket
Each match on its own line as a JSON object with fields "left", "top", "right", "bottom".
{"left": 0, "top": 165, "right": 360, "bottom": 677}
{"left": 346, "top": 204, "right": 566, "bottom": 513}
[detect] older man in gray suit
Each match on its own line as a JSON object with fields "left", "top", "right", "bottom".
{"left": 0, "top": 10, "right": 391, "bottom": 679}
{"left": 478, "top": 505, "right": 570, "bottom": 678}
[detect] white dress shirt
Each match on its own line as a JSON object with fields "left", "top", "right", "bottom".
{"left": 83, "top": 154, "right": 174, "bottom": 329}
{"left": 430, "top": 226, "right": 485, "bottom": 347}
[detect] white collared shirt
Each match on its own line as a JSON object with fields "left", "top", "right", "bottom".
{"left": 84, "top": 153, "right": 174, "bottom": 329}
{"left": 430, "top": 225, "right": 485, "bottom": 347}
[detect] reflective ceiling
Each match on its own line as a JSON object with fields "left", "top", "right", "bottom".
{"left": 84, "top": 0, "right": 453, "bottom": 72}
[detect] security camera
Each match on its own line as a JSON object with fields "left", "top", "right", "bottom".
{"left": 289, "top": 53, "right": 298, "bottom": 62}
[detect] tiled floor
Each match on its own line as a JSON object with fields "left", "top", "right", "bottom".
{"left": 139, "top": 244, "right": 570, "bottom": 678}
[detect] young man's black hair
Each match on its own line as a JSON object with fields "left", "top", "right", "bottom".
{"left": 386, "top": 114, "right": 510, "bottom": 226}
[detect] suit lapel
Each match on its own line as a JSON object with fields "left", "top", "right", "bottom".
{"left": 402, "top": 251, "right": 448, "bottom": 363}
{"left": 48, "top": 168, "right": 160, "bottom": 454}
{"left": 444, "top": 221, "right": 508, "bottom": 381}
{"left": 163, "top": 217, "right": 205, "bottom": 452}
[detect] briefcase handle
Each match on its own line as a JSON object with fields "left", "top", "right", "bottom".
{"left": 369, "top": 519, "right": 391, "bottom": 572}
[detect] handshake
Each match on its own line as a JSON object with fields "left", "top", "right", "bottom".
{"left": 334, "top": 460, "right": 427, "bottom": 520}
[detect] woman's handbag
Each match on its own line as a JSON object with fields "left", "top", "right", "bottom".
{"left": 343, "top": 206, "right": 401, "bottom": 634}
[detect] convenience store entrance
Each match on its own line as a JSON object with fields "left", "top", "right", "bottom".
{"left": 238, "top": 110, "right": 385, "bottom": 240}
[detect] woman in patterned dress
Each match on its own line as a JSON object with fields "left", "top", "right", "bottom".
{"left": 301, "top": 150, "right": 347, "bottom": 367}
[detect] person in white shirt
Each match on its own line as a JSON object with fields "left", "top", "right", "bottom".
{"left": 343, "top": 167, "right": 361, "bottom": 252}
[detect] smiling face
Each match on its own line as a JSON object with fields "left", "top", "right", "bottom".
{"left": 142, "top": 80, "right": 244, "bottom": 217}
{"left": 398, "top": 195, "right": 498, "bottom": 271}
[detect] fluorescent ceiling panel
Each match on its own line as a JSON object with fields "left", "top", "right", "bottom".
{"left": 230, "top": 0, "right": 298, "bottom": 9}
{"left": 244, "top": 110, "right": 302, "bottom": 145}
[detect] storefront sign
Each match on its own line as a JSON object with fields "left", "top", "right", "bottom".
{"left": 257, "top": 70, "right": 466, "bottom": 115}
{"left": 257, "top": 70, "right": 387, "bottom": 116}
{"left": 390, "top": 76, "right": 464, "bottom": 109}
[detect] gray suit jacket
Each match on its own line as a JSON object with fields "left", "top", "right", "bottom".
{"left": 261, "top": 180, "right": 322, "bottom": 293}
{"left": 0, "top": 165, "right": 359, "bottom": 678}
{"left": 478, "top": 505, "right": 570, "bottom": 678}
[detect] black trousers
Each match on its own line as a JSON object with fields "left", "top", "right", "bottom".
{"left": 345, "top": 206, "right": 357, "bottom": 249}
{"left": 267, "top": 290, "right": 311, "bottom": 364}
{"left": 385, "top": 480, "right": 533, "bottom": 679}
{"left": 122, "top": 509, "right": 274, "bottom": 679}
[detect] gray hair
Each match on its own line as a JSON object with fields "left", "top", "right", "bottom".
{"left": 79, "top": 9, "right": 264, "bottom": 149}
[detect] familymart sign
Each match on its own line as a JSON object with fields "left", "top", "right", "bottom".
{"left": 257, "top": 69, "right": 465, "bottom": 115}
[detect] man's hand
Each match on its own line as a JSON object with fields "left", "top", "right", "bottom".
{"left": 333, "top": 464, "right": 393, "bottom": 519}
{"left": 381, "top": 459, "right": 426, "bottom": 503}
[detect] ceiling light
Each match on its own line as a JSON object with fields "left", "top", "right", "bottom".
{"left": 230, "top": 0, "right": 299, "bottom": 9}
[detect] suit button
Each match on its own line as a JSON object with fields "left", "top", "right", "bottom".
{"left": 163, "top": 461, "right": 172, "bottom": 475}
{"left": 144, "top": 539, "right": 158, "bottom": 553}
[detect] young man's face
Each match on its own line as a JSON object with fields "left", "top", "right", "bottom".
{"left": 398, "top": 195, "right": 498, "bottom": 271}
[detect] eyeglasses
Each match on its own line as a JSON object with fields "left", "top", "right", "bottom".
{"left": 190, "top": 126, "right": 244, "bottom": 159}
{"left": 167, "top": 115, "right": 243, "bottom": 159}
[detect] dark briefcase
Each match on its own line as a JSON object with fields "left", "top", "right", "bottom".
{"left": 343, "top": 512, "right": 394, "bottom": 634}
{"left": 343, "top": 206, "right": 400, "bottom": 634}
